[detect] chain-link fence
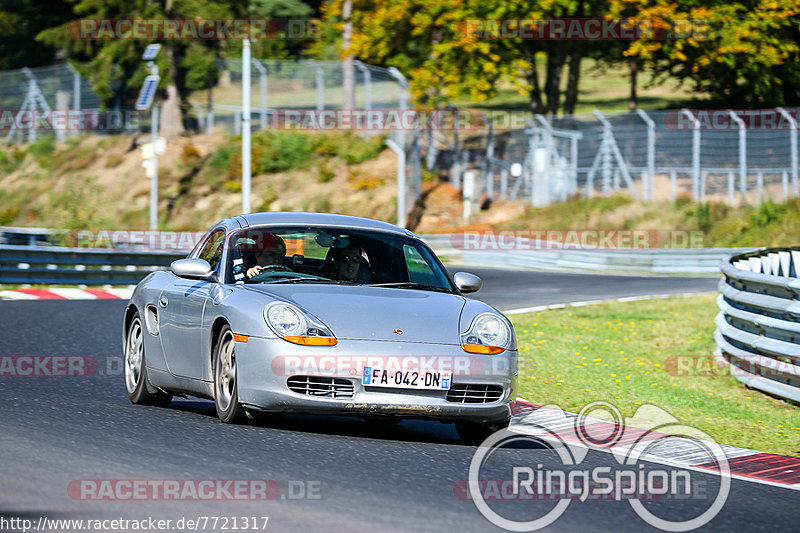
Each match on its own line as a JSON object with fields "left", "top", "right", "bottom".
{"left": 443, "top": 108, "right": 800, "bottom": 208}
{"left": 190, "top": 58, "right": 408, "bottom": 137}
{"left": 0, "top": 64, "right": 101, "bottom": 143}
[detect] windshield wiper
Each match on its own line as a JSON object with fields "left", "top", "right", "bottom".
{"left": 370, "top": 282, "right": 451, "bottom": 293}
{"left": 268, "top": 277, "right": 360, "bottom": 285}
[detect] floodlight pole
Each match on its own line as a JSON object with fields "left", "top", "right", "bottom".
{"left": 149, "top": 62, "right": 159, "bottom": 231}
{"left": 242, "top": 39, "right": 252, "bottom": 214}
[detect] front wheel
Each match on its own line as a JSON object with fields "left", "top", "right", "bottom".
{"left": 455, "top": 418, "right": 510, "bottom": 445}
{"left": 124, "top": 312, "right": 172, "bottom": 407}
{"left": 214, "top": 325, "right": 245, "bottom": 423}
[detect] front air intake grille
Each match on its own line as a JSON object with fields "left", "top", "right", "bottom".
{"left": 446, "top": 384, "right": 504, "bottom": 404}
{"left": 287, "top": 376, "right": 354, "bottom": 398}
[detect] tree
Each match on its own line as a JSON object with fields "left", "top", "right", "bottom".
{"left": 622, "top": 0, "right": 800, "bottom": 107}
{"left": 0, "top": 0, "right": 73, "bottom": 69}
{"left": 37, "top": 0, "right": 319, "bottom": 137}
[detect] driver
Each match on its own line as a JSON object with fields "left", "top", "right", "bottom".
{"left": 244, "top": 233, "right": 288, "bottom": 279}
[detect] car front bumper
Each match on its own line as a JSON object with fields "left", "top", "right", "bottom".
{"left": 236, "top": 337, "right": 518, "bottom": 424}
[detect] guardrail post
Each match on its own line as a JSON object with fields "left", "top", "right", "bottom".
{"left": 681, "top": 109, "right": 701, "bottom": 202}
{"left": 777, "top": 107, "right": 798, "bottom": 198}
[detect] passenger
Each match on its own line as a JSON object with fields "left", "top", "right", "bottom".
{"left": 331, "top": 245, "right": 369, "bottom": 282}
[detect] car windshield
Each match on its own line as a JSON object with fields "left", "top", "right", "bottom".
{"left": 226, "top": 226, "right": 454, "bottom": 292}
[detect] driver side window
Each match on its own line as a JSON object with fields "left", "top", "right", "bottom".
{"left": 198, "top": 229, "right": 226, "bottom": 272}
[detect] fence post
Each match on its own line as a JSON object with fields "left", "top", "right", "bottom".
{"left": 463, "top": 171, "right": 475, "bottom": 220}
{"left": 729, "top": 110, "right": 747, "bottom": 204}
{"left": 482, "top": 115, "right": 495, "bottom": 200}
{"left": 570, "top": 133, "right": 579, "bottom": 195}
{"left": 728, "top": 171, "right": 735, "bottom": 206}
{"left": 680, "top": 109, "right": 701, "bottom": 202}
{"left": 451, "top": 106, "right": 461, "bottom": 189}
{"left": 252, "top": 59, "right": 268, "bottom": 130}
{"left": 700, "top": 171, "right": 707, "bottom": 203}
{"left": 309, "top": 60, "right": 324, "bottom": 111}
{"left": 783, "top": 171, "right": 789, "bottom": 201}
{"left": 207, "top": 86, "right": 214, "bottom": 134}
{"left": 777, "top": 107, "right": 798, "bottom": 198}
{"left": 386, "top": 138, "right": 407, "bottom": 228}
{"left": 757, "top": 171, "right": 763, "bottom": 206}
{"left": 670, "top": 170, "right": 677, "bottom": 202}
{"left": 354, "top": 61, "right": 372, "bottom": 138}
{"left": 500, "top": 168, "right": 508, "bottom": 200}
{"left": 636, "top": 109, "right": 655, "bottom": 201}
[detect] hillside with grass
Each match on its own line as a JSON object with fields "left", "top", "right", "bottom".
{"left": 1, "top": 129, "right": 800, "bottom": 249}
{"left": 0, "top": 130, "right": 393, "bottom": 231}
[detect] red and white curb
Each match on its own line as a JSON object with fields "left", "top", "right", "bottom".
{"left": 503, "top": 291, "right": 716, "bottom": 315}
{"left": 0, "top": 288, "right": 133, "bottom": 300}
{"left": 510, "top": 399, "right": 800, "bottom": 491}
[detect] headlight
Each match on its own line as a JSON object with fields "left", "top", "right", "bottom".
{"left": 265, "top": 303, "right": 337, "bottom": 346}
{"left": 461, "top": 313, "right": 510, "bottom": 354}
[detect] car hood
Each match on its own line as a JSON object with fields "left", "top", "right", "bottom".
{"left": 242, "top": 284, "right": 467, "bottom": 343}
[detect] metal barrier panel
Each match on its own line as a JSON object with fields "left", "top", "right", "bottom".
{"left": 715, "top": 247, "right": 800, "bottom": 404}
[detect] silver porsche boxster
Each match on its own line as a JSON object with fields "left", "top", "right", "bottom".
{"left": 123, "top": 212, "right": 518, "bottom": 442}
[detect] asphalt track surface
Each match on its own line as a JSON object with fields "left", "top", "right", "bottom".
{"left": 1, "top": 269, "right": 795, "bottom": 532}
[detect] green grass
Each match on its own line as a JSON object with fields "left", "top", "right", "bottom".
{"left": 453, "top": 58, "right": 699, "bottom": 115}
{"left": 512, "top": 294, "right": 800, "bottom": 457}
{"left": 488, "top": 193, "right": 800, "bottom": 249}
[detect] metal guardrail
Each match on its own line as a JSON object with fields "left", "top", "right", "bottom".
{"left": 421, "top": 234, "right": 752, "bottom": 274}
{"left": 0, "top": 245, "right": 186, "bottom": 285}
{"left": 0, "top": 233, "right": 756, "bottom": 286}
{"left": 715, "top": 247, "right": 800, "bottom": 404}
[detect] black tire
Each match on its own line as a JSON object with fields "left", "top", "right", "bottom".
{"left": 455, "top": 418, "right": 510, "bottom": 445}
{"left": 124, "top": 312, "right": 172, "bottom": 406}
{"left": 214, "top": 325, "right": 245, "bottom": 423}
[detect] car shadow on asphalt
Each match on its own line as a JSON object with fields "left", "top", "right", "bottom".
{"left": 169, "top": 399, "right": 549, "bottom": 449}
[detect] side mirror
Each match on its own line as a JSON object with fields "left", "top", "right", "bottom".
{"left": 453, "top": 271, "right": 482, "bottom": 293}
{"left": 170, "top": 258, "right": 214, "bottom": 280}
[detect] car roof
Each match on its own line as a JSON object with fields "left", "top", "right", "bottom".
{"left": 229, "top": 212, "right": 416, "bottom": 237}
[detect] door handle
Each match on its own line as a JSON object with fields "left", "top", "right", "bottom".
{"left": 159, "top": 295, "right": 168, "bottom": 308}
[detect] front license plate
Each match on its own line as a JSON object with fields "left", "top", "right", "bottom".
{"left": 362, "top": 367, "right": 451, "bottom": 390}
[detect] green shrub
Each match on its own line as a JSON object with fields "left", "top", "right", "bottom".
{"left": 252, "top": 130, "right": 312, "bottom": 173}
{"left": 317, "top": 161, "right": 336, "bottom": 183}
{"left": 310, "top": 132, "right": 385, "bottom": 165}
